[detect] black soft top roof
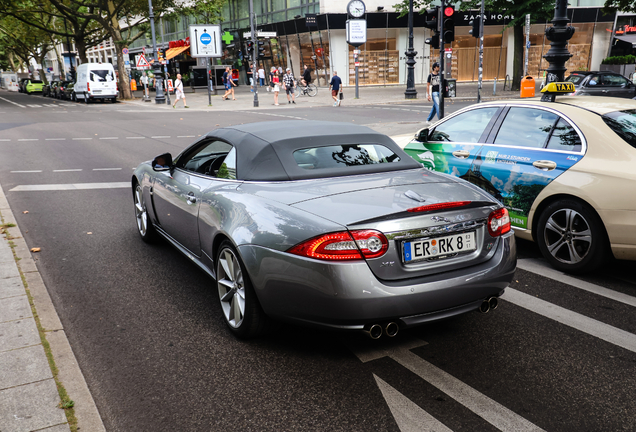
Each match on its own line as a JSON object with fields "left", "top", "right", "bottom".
{"left": 206, "top": 121, "right": 422, "bottom": 181}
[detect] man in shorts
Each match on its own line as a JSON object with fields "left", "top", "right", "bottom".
{"left": 283, "top": 68, "right": 296, "bottom": 104}
{"left": 222, "top": 67, "right": 236, "bottom": 100}
{"left": 329, "top": 71, "right": 342, "bottom": 107}
{"left": 172, "top": 74, "right": 188, "bottom": 108}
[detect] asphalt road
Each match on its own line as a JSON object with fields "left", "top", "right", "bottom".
{"left": 1, "top": 90, "right": 635, "bottom": 432}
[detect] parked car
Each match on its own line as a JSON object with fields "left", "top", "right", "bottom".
{"left": 63, "top": 82, "right": 76, "bottom": 101}
{"left": 565, "top": 71, "right": 636, "bottom": 98}
{"left": 42, "top": 81, "right": 53, "bottom": 97}
{"left": 55, "top": 80, "right": 73, "bottom": 99}
{"left": 132, "top": 121, "right": 516, "bottom": 338}
{"left": 404, "top": 90, "right": 636, "bottom": 274}
{"left": 46, "top": 81, "right": 60, "bottom": 97}
{"left": 74, "top": 62, "right": 118, "bottom": 102}
{"left": 24, "top": 79, "right": 44, "bottom": 94}
{"left": 18, "top": 78, "right": 29, "bottom": 93}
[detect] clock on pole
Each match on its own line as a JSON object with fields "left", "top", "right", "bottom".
{"left": 347, "top": 0, "right": 366, "bottom": 18}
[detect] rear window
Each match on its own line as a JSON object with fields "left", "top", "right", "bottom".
{"left": 293, "top": 144, "right": 400, "bottom": 170}
{"left": 565, "top": 74, "right": 586, "bottom": 85}
{"left": 30, "top": 80, "right": 43, "bottom": 84}
{"left": 603, "top": 110, "right": 636, "bottom": 148}
{"left": 90, "top": 70, "right": 115, "bottom": 82}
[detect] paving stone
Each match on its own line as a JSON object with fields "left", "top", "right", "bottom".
{"left": 0, "top": 295, "right": 32, "bottom": 322}
{"left": 0, "top": 345, "right": 52, "bottom": 390}
{"left": 0, "top": 242, "right": 14, "bottom": 264}
{"left": 0, "top": 262, "right": 20, "bottom": 280}
{"left": 0, "top": 319, "right": 40, "bottom": 352}
{"left": 0, "top": 277, "right": 24, "bottom": 299}
{"left": 0, "top": 379, "right": 68, "bottom": 432}
{"left": 39, "top": 423, "right": 72, "bottom": 431}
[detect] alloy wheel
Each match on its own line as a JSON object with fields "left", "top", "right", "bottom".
{"left": 217, "top": 248, "right": 246, "bottom": 329}
{"left": 134, "top": 186, "right": 148, "bottom": 236}
{"left": 543, "top": 208, "right": 592, "bottom": 265}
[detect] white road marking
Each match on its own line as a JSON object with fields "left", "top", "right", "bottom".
{"left": 151, "top": 136, "right": 171, "bottom": 139}
{"left": 177, "top": 135, "right": 195, "bottom": 138}
{"left": 374, "top": 375, "right": 453, "bottom": 432}
{"left": 72, "top": 138, "right": 92, "bottom": 141}
{"left": 0, "top": 96, "right": 26, "bottom": 108}
{"left": 502, "top": 288, "right": 636, "bottom": 353}
{"left": 9, "top": 182, "right": 130, "bottom": 192}
{"left": 0, "top": 139, "right": 10, "bottom": 142}
{"left": 53, "top": 169, "right": 82, "bottom": 172}
{"left": 126, "top": 136, "right": 145, "bottom": 139}
{"left": 517, "top": 258, "right": 636, "bottom": 308}
{"left": 93, "top": 168, "right": 122, "bottom": 171}
{"left": 351, "top": 337, "right": 544, "bottom": 432}
{"left": 10, "top": 170, "right": 43, "bottom": 173}
{"left": 18, "top": 139, "right": 38, "bottom": 141}
{"left": 99, "top": 137, "right": 118, "bottom": 140}
{"left": 27, "top": 104, "right": 43, "bottom": 108}
{"left": 45, "top": 138, "right": 66, "bottom": 141}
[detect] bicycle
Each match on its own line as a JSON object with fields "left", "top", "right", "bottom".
{"left": 295, "top": 82, "right": 317, "bottom": 97}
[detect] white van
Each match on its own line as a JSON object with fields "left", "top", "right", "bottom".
{"left": 74, "top": 62, "right": 119, "bottom": 102}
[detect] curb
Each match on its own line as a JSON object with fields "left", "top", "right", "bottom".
{"left": 0, "top": 184, "right": 106, "bottom": 432}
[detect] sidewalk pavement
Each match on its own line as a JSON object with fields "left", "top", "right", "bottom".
{"left": 123, "top": 79, "right": 542, "bottom": 111}
{"left": 0, "top": 183, "right": 105, "bottom": 432}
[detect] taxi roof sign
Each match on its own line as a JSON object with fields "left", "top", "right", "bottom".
{"left": 540, "top": 81, "right": 575, "bottom": 102}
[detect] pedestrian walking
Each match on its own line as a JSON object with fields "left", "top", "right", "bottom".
{"left": 267, "top": 67, "right": 276, "bottom": 92}
{"left": 272, "top": 72, "right": 280, "bottom": 105}
{"left": 258, "top": 65, "right": 265, "bottom": 87}
{"left": 247, "top": 64, "right": 254, "bottom": 92}
{"left": 426, "top": 62, "right": 441, "bottom": 123}
{"left": 283, "top": 68, "right": 296, "bottom": 104}
{"left": 222, "top": 67, "right": 236, "bottom": 100}
{"left": 172, "top": 74, "right": 188, "bottom": 108}
{"left": 140, "top": 72, "right": 149, "bottom": 99}
{"left": 329, "top": 71, "right": 342, "bottom": 107}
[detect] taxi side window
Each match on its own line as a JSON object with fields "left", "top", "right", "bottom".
{"left": 546, "top": 118, "right": 582, "bottom": 152}
{"left": 494, "top": 107, "right": 558, "bottom": 148}
{"left": 429, "top": 107, "right": 499, "bottom": 143}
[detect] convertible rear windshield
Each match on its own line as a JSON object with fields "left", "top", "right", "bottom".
{"left": 293, "top": 144, "right": 400, "bottom": 170}
{"left": 602, "top": 110, "right": 636, "bottom": 149}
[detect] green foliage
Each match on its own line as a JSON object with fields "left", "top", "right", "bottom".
{"left": 603, "top": 0, "right": 636, "bottom": 14}
{"left": 602, "top": 55, "right": 636, "bottom": 65}
{"left": 170, "top": 0, "right": 227, "bottom": 24}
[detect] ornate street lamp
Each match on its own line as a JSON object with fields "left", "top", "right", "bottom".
{"left": 541, "top": 0, "right": 575, "bottom": 101}
{"left": 404, "top": 0, "right": 417, "bottom": 99}
{"left": 148, "top": 0, "right": 165, "bottom": 103}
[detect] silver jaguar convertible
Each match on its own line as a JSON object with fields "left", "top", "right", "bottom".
{"left": 132, "top": 121, "right": 516, "bottom": 338}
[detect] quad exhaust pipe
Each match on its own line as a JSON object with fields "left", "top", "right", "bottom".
{"left": 479, "top": 297, "right": 499, "bottom": 314}
{"left": 363, "top": 322, "right": 399, "bottom": 339}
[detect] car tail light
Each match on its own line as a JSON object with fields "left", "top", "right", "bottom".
{"left": 288, "top": 230, "right": 388, "bottom": 261}
{"left": 487, "top": 208, "right": 511, "bottom": 237}
{"left": 407, "top": 201, "right": 471, "bottom": 213}
{"left": 87, "top": 82, "right": 91, "bottom": 92}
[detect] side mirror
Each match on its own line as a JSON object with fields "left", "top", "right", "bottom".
{"left": 152, "top": 153, "right": 173, "bottom": 171}
{"left": 415, "top": 128, "right": 429, "bottom": 143}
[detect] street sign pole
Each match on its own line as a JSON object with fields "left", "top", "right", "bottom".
{"left": 147, "top": 0, "right": 165, "bottom": 104}
{"left": 249, "top": 0, "right": 259, "bottom": 107}
{"left": 439, "top": 0, "right": 445, "bottom": 119}
{"left": 206, "top": 57, "right": 212, "bottom": 106}
{"left": 477, "top": 0, "right": 485, "bottom": 103}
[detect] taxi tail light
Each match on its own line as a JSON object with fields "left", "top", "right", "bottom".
{"left": 487, "top": 208, "right": 511, "bottom": 237}
{"left": 407, "top": 201, "right": 472, "bottom": 213}
{"left": 288, "top": 230, "right": 388, "bottom": 261}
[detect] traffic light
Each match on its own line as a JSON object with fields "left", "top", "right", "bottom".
{"left": 424, "top": 7, "right": 440, "bottom": 50}
{"left": 257, "top": 40, "right": 265, "bottom": 59}
{"left": 425, "top": 34, "right": 440, "bottom": 50}
{"left": 245, "top": 40, "right": 254, "bottom": 56}
{"left": 469, "top": 16, "right": 481, "bottom": 38}
{"left": 443, "top": 6, "right": 455, "bottom": 43}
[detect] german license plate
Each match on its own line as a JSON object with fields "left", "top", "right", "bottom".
{"left": 403, "top": 232, "right": 476, "bottom": 262}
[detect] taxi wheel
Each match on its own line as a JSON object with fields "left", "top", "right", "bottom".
{"left": 536, "top": 200, "right": 609, "bottom": 274}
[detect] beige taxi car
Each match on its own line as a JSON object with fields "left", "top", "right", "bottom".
{"left": 405, "top": 86, "right": 636, "bottom": 274}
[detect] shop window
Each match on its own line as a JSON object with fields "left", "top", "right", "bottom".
{"left": 349, "top": 38, "right": 398, "bottom": 85}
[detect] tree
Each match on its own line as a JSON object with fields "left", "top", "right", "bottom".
{"left": 393, "top": 0, "right": 554, "bottom": 91}
{"left": 0, "top": 15, "right": 54, "bottom": 82}
{"left": 170, "top": 0, "right": 226, "bottom": 23}
{"left": 603, "top": 0, "right": 636, "bottom": 14}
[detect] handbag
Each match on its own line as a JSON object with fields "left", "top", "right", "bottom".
{"left": 339, "top": 90, "right": 344, "bottom": 100}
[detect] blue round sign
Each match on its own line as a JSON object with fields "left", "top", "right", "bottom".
{"left": 200, "top": 33, "right": 212, "bottom": 45}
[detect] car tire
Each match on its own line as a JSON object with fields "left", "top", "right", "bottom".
{"left": 536, "top": 199, "right": 609, "bottom": 274}
{"left": 216, "top": 240, "right": 272, "bottom": 338}
{"left": 134, "top": 184, "right": 158, "bottom": 243}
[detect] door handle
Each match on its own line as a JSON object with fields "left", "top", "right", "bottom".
{"left": 602, "top": 90, "right": 608, "bottom": 93}
{"left": 452, "top": 150, "right": 470, "bottom": 159}
{"left": 532, "top": 160, "right": 557, "bottom": 171}
{"left": 186, "top": 192, "right": 197, "bottom": 205}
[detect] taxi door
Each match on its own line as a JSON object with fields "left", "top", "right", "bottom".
{"left": 403, "top": 106, "right": 502, "bottom": 179}
{"left": 471, "top": 106, "right": 585, "bottom": 229}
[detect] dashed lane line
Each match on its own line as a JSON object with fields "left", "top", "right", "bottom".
{"left": 126, "top": 137, "right": 146, "bottom": 139}
{"left": 0, "top": 96, "right": 26, "bottom": 108}
{"left": 72, "top": 138, "right": 92, "bottom": 141}
{"left": 93, "top": 168, "right": 122, "bottom": 171}
{"left": 9, "top": 182, "right": 130, "bottom": 192}
{"left": 151, "top": 136, "right": 171, "bottom": 139}
{"left": 99, "top": 137, "right": 118, "bottom": 140}
{"left": 10, "top": 170, "right": 43, "bottom": 173}
{"left": 53, "top": 169, "right": 82, "bottom": 172}
{"left": 45, "top": 138, "right": 66, "bottom": 141}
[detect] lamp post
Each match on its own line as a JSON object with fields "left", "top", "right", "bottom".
{"left": 148, "top": 0, "right": 165, "bottom": 103}
{"left": 541, "top": 0, "right": 574, "bottom": 101}
{"left": 404, "top": 0, "right": 417, "bottom": 99}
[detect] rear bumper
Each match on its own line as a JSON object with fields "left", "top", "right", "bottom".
{"left": 239, "top": 232, "right": 516, "bottom": 330}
